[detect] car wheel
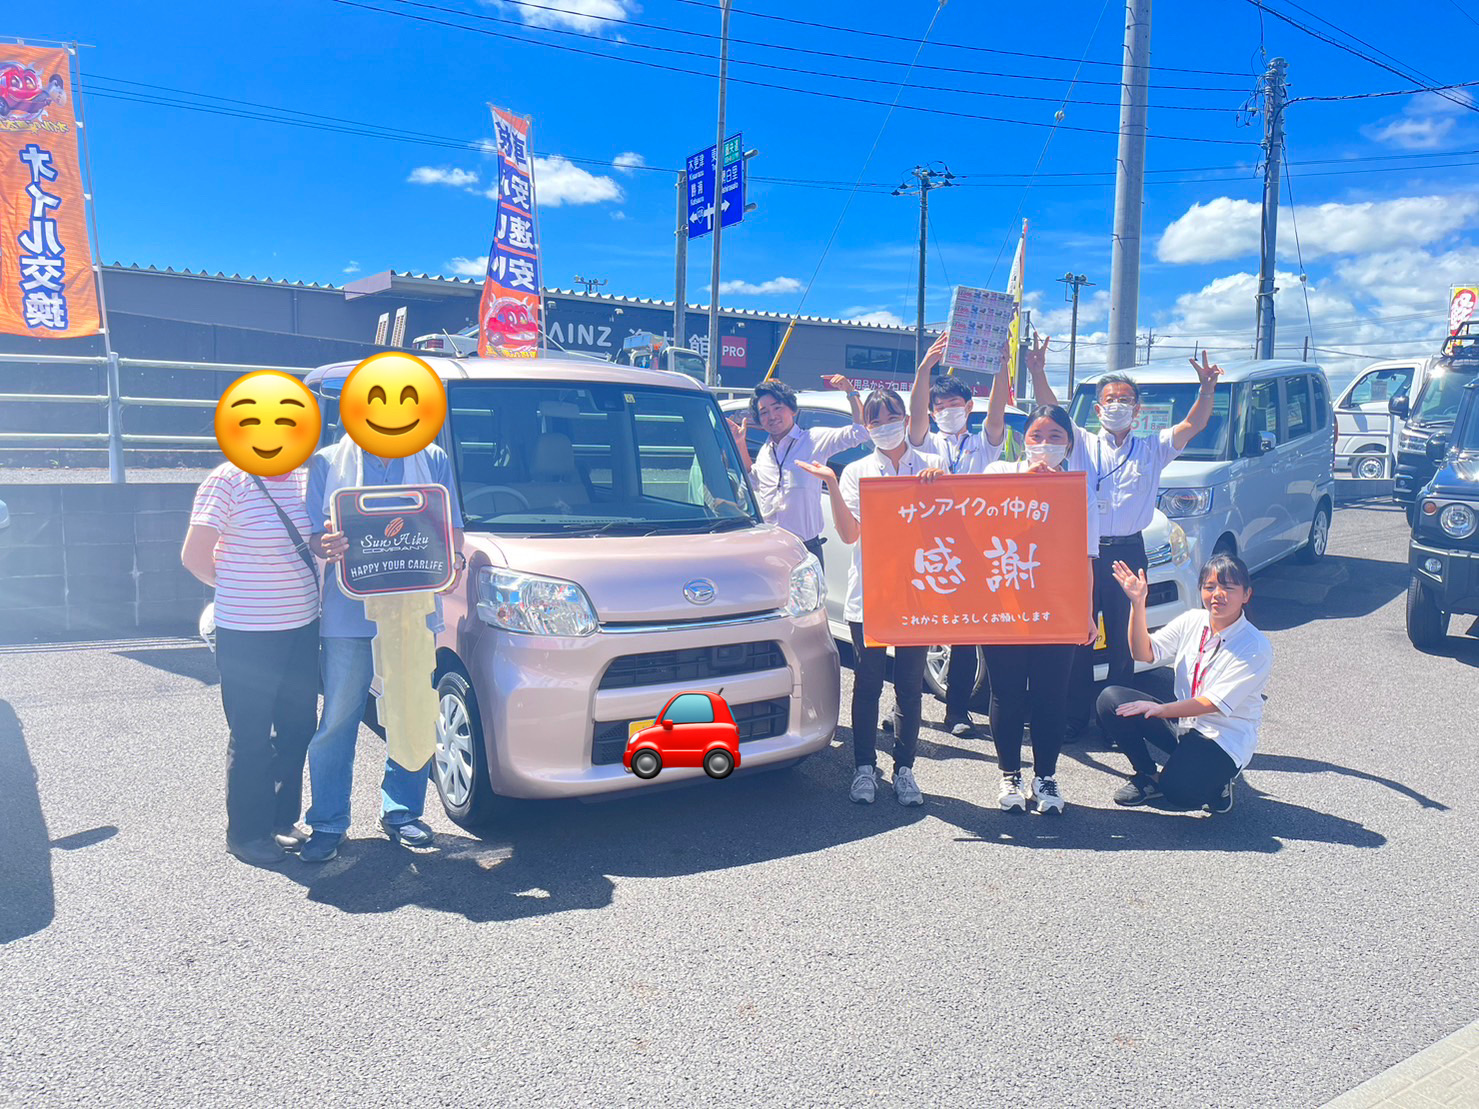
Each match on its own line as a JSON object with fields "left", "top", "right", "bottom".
{"left": 1405, "top": 574, "right": 1448, "bottom": 649}
{"left": 923, "top": 644, "right": 992, "bottom": 712}
{"left": 1297, "top": 502, "right": 1331, "bottom": 564}
{"left": 433, "top": 671, "right": 497, "bottom": 828}
{"left": 704, "top": 749, "right": 734, "bottom": 779}
{"left": 632, "top": 749, "right": 662, "bottom": 780}
{"left": 1354, "top": 452, "right": 1386, "bottom": 480}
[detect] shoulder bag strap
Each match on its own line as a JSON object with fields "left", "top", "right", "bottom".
{"left": 249, "top": 475, "right": 319, "bottom": 579}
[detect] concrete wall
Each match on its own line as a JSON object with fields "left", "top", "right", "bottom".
{"left": 0, "top": 483, "right": 206, "bottom": 644}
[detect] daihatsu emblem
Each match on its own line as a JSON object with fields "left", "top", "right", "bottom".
{"left": 683, "top": 578, "right": 716, "bottom": 605}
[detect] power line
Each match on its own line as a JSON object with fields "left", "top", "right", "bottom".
{"left": 1293, "top": 79, "right": 1479, "bottom": 103}
{"left": 1442, "top": 0, "right": 1479, "bottom": 28}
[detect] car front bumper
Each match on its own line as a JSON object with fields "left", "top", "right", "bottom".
{"left": 1411, "top": 539, "right": 1479, "bottom": 616}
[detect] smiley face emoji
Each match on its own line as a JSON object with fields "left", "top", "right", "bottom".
{"left": 214, "top": 371, "right": 322, "bottom": 477}
{"left": 338, "top": 352, "right": 447, "bottom": 458}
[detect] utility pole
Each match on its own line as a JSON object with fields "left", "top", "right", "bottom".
{"left": 893, "top": 163, "right": 957, "bottom": 369}
{"left": 674, "top": 170, "right": 688, "bottom": 349}
{"left": 1255, "top": 56, "right": 1289, "bottom": 361}
{"left": 1106, "top": 0, "right": 1151, "bottom": 373}
{"left": 705, "top": 0, "right": 734, "bottom": 387}
{"left": 1139, "top": 329, "right": 1157, "bottom": 362}
{"left": 573, "top": 275, "right": 607, "bottom": 296}
{"left": 1015, "top": 308, "right": 1033, "bottom": 400}
{"left": 1059, "top": 272, "right": 1094, "bottom": 394}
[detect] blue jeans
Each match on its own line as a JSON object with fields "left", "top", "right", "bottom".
{"left": 305, "top": 637, "right": 429, "bottom": 836}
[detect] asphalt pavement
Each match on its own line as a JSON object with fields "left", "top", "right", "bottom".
{"left": 2, "top": 498, "right": 1476, "bottom": 1108}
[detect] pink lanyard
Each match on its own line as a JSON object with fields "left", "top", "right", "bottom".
{"left": 1191, "top": 625, "right": 1223, "bottom": 697}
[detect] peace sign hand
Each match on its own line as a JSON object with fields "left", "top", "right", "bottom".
{"left": 1027, "top": 331, "right": 1051, "bottom": 374}
{"left": 1189, "top": 349, "right": 1224, "bottom": 389}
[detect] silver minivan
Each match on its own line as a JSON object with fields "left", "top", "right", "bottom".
{"left": 1068, "top": 359, "right": 1336, "bottom": 572}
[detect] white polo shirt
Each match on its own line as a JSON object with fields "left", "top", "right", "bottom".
{"left": 1151, "top": 610, "right": 1273, "bottom": 769}
{"left": 983, "top": 457, "right": 1101, "bottom": 557}
{"left": 917, "top": 428, "right": 1004, "bottom": 475}
{"left": 1075, "top": 426, "right": 1181, "bottom": 538}
{"left": 839, "top": 445, "right": 937, "bottom": 624}
{"left": 751, "top": 422, "right": 872, "bottom": 542}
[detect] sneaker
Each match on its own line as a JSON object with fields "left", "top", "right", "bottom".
{"left": 1031, "top": 776, "right": 1065, "bottom": 815}
{"left": 298, "top": 831, "right": 342, "bottom": 863}
{"left": 944, "top": 715, "right": 977, "bottom": 739}
{"left": 382, "top": 818, "right": 436, "bottom": 848}
{"left": 274, "top": 823, "right": 311, "bottom": 850}
{"left": 998, "top": 772, "right": 1027, "bottom": 812}
{"left": 893, "top": 766, "right": 924, "bottom": 807}
{"left": 225, "top": 838, "right": 287, "bottom": 868}
{"left": 850, "top": 765, "right": 879, "bottom": 804}
{"left": 1204, "top": 776, "right": 1237, "bottom": 815}
{"left": 1112, "top": 775, "right": 1164, "bottom": 807}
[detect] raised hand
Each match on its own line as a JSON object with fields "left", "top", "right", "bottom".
{"left": 1027, "top": 331, "right": 1051, "bottom": 374}
{"left": 1111, "top": 560, "right": 1149, "bottom": 604}
{"left": 794, "top": 459, "right": 836, "bottom": 489}
{"left": 822, "top": 374, "right": 856, "bottom": 393}
{"left": 727, "top": 415, "right": 748, "bottom": 441}
{"left": 925, "top": 331, "right": 949, "bottom": 368}
{"left": 1189, "top": 349, "right": 1224, "bottom": 389}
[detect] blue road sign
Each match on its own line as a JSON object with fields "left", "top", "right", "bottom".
{"left": 686, "top": 132, "right": 745, "bottom": 240}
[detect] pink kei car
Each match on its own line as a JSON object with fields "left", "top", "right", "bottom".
{"left": 305, "top": 356, "right": 840, "bottom": 825}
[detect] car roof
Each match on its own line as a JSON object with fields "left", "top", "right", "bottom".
{"left": 305, "top": 354, "right": 705, "bottom": 394}
{"left": 1071, "top": 357, "right": 1325, "bottom": 388}
{"left": 720, "top": 389, "right": 1027, "bottom": 415}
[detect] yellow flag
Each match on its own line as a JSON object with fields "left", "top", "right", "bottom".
{"left": 1004, "top": 219, "right": 1028, "bottom": 403}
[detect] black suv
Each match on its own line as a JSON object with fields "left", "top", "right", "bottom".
{"left": 1407, "top": 378, "right": 1479, "bottom": 648}
{"left": 1392, "top": 333, "right": 1479, "bottom": 519}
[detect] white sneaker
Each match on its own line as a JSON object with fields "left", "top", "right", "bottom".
{"left": 998, "top": 772, "right": 1027, "bottom": 812}
{"left": 1031, "top": 776, "right": 1064, "bottom": 815}
{"left": 850, "top": 765, "right": 879, "bottom": 804}
{"left": 893, "top": 766, "right": 923, "bottom": 806}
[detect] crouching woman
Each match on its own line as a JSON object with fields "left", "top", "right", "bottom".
{"left": 1096, "top": 553, "right": 1272, "bottom": 814}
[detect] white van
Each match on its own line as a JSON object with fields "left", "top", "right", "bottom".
{"left": 1334, "top": 356, "right": 1438, "bottom": 479}
{"left": 1067, "top": 359, "right": 1336, "bottom": 573}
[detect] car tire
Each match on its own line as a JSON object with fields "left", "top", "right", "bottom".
{"left": 1405, "top": 574, "right": 1448, "bottom": 649}
{"left": 923, "top": 644, "right": 992, "bottom": 712}
{"left": 1297, "top": 501, "right": 1331, "bottom": 564}
{"left": 704, "top": 749, "right": 734, "bottom": 779}
{"left": 433, "top": 671, "right": 498, "bottom": 828}
{"left": 632, "top": 749, "right": 662, "bottom": 780}
{"left": 1353, "top": 452, "right": 1386, "bottom": 480}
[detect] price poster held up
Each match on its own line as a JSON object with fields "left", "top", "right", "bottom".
{"left": 860, "top": 473, "right": 1091, "bottom": 647}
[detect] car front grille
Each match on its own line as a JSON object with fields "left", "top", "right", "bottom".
{"left": 1146, "top": 542, "right": 1172, "bottom": 568}
{"left": 596, "top": 640, "right": 786, "bottom": 690}
{"left": 591, "top": 695, "right": 791, "bottom": 766}
{"left": 1147, "top": 580, "right": 1178, "bottom": 608}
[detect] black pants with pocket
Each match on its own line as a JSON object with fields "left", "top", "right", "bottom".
{"left": 215, "top": 621, "right": 321, "bottom": 845}
{"left": 848, "top": 622, "right": 926, "bottom": 771}
{"left": 944, "top": 645, "right": 979, "bottom": 721}
{"left": 980, "top": 643, "right": 1075, "bottom": 778}
{"left": 803, "top": 537, "right": 826, "bottom": 572}
{"left": 1070, "top": 534, "right": 1148, "bottom": 725}
{"left": 1095, "top": 685, "right": 1239, "bottom": 809}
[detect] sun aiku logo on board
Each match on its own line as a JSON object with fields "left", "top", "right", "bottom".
{"left": 385, "top": 517, "right": 406, "bottom": 538}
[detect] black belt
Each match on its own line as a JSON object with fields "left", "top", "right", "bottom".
{"left": 1099, "top": 534, "right": 1143, "bottom": 546}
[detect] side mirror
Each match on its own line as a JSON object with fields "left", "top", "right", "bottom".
{"left": 1244, "top": 431, "right": 1276, "bottom": 457}
{"left": 1426, "top": 433, "right": 1451, "bottom": 464}
{"left": 661, "top": 719, "right": 674, "bottom": 730}
{"left": 1388, "top": 395, "right": 1410, "bottom": 418}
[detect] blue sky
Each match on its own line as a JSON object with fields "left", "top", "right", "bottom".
{"left": 19, "top": 0, "right": 1479, "bottom": 383}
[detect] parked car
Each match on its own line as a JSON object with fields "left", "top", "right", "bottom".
{"left": 624, "top": 691, "right": 742, "bottom": 780}
{"left": 1406, "top": 379, "right": 1479, "bottom": 648}
{"left": 1334, "top": 356, "right": 1435, "bottom": 479}
{"left": 0, "top": 497, "right": 9, "bottom": 530}
{"left": 721, "top": 390, "right": 1198, "bottom": 710}
{"left": 304, "top": 355, "right": 840, "bottom": 825}
{"left": 411, "top": 325, "right": 479, "bottom": 357}
{"left": 1392, "top": 347, "right": 1479, "bottom": 521}
{"left": 1068, "top": 358, "right": 1336, "bottom": 574}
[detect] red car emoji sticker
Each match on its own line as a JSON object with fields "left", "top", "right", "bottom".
{"left": 623, "top": 691, "right": 740, "bottom": 781}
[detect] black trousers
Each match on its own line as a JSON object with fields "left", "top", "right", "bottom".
{"left": 1096, "top": 685, "right": 1239, "bottom": 809}
{"left": 848, "top": 622, "right": 926, "bottom": 770}
{"left": 215, "top": 621, "right": 321, "bottom": 845}
{"left": 803, "top": 536, "right": 826, "bottom": 572}
{"left": 945, "top": 645, "right": 979, "bottom": 720}
{"left": 1070, "top": 533, "right": 1148, "bottom": 723}
{"left": 980, "top": 643, "right": 1075, "bottom": 778}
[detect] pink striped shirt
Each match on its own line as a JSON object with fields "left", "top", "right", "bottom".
{"left": 190, "top": 464, "right": 320, "bottom": 632}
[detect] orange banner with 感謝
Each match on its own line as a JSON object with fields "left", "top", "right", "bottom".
{"left": 860, "top": 472, "right": 1091, "bottom": 647}
{"left": 0, "top": 45, "right": 100, "bottom": 340}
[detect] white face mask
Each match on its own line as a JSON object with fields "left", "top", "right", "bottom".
{"left": 1099, "top": 401, "right": 1135, "bottom": 432}
{"left": 869, "top": 420, "right": 908, "bottom": 451}
{"left": 1026, "top": 442, "right": 1067, "bottom": 468}
{"left": 935, "top": 406, "right": 969, "bottom": 435}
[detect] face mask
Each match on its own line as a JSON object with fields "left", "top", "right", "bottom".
{"left": 869, "top": 420, "right": 908, "bottom": 451}
{"left": 1026, "top": 443, "right": 1067, "bottom": 468}
{"left": 1099, "top": 402, "right": 1134, "bottom": 432}
{"left": 935, "top": 407, "right": 969, "bottom": 435}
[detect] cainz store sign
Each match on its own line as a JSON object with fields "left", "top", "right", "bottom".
{"left": 543, "top": 297, "right": 771, "bottom": 381}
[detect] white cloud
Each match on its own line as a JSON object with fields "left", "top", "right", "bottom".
{"left": 343, "top": 261, "right": 361, "bottom": 275}
{"left": 446, "top": 256, "right": 488, "bottom": 277}
{"left": 717, "top": 276, "right": 802, "bottom": 296}
{"left": 610, "top": 210, "right": 628, "bottom": 221}
{"left": 1365, "top": 90, "right": 1473, "bottom": 150}
{"left": 847, "top": 309, "right": 907, "bottom": 328}
{"left": 1157, "top": 194, "right": 1479, "bottom": 264}
{"left": 408, "top": 166, "right": 479, "bottom": 187}
{"left": 1335, "top": 243, "right": 1479, "bottom": 314}
{"left": 1034, "top": 288, "right": 1110, "bottom": 338}
{"left": 484, "top": 0, "right": 633, "bottom": 32}
{"left": 613, "top": 151, "right": 645, "bottom": 173}
{"left": 528, "top": 156, "right": 622, "bottom": 207}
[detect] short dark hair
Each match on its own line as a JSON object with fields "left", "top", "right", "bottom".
{"left": 929, "top": 377, "right": 973, "bottom": 407}
{"left": 1097, "top": 372, "right": 1140, "bottom": 403}
{"left": 1199, "top": 553, "right": 1252, "bottom": 593}
{"left": 750, "top": 380, "right": 797, "bottom": 420}
{"left": 1024, "top": 404, "right": 1074, "bottom": 440}
{"left": 862, "top": 387, "right": 906, "bottom": 424}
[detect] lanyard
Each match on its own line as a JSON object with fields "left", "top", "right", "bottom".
{"left": 1094, "top": 433, "right": 1138, "bottom": 491}
{"left": 943, "top": 433, "right": 969, "bottom": 474}
{"left": 1191, "top": 624, "right": 1223, "bottom": 697}
{"left": 767, "top": 434, "right": 799, "bottom": 495}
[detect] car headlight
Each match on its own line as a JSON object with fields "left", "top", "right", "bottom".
{"left": 477, "top": 567, "right": 598, "bottom": 636}
{"left": 1158, "top": 487, "right": 1213, "bottom": 518}
{"left": 1439, "top": 502, "right": 1478, "bottom": 539}
{"left": 1168, "top": 521, "right": 1192, "bottom": 565}
{"left": 1400, "top": 432, "right": 1422, "bottom": 451}
{"left": 787, "top": 554, "right": 824, "bottom": 617}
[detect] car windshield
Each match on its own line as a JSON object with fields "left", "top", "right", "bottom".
{"left": 1456, "top": 387, "right": 1479, "bottom": 452}
{"left": 1069, "top": 382, "right": 1235, "bottom": 461}
{"left": 448, "top": 381, "right": 760, "bottom": 535}
{"left": 1412, "top": 364, "right": 1479, "bottom": 423}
